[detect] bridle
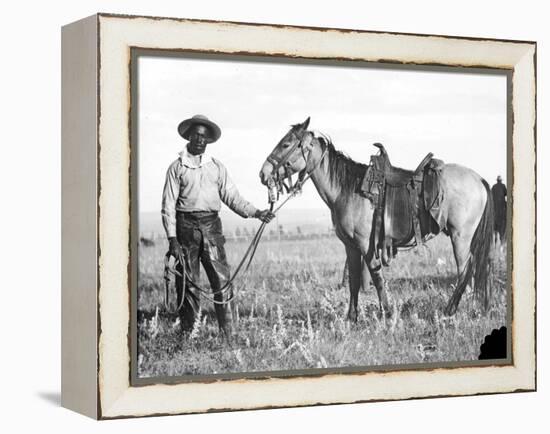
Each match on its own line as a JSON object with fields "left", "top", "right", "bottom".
{"left": 265, "top": 129, "right": 327, "bottom": 201}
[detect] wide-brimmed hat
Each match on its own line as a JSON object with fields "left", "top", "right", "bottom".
{"left": 177, "top": 114, "right": 221, "bottom": 143}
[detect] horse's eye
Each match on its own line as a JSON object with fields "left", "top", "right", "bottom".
{"left": 282, "top": 142, "right": 290, "bottom": 148}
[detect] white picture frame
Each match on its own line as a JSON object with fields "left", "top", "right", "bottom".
{"left": 61, "top": 13, "right": 536, "bottom": 419}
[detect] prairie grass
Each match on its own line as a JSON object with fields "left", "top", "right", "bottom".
{"left": 137, "top": 234, "right": 507, "bottom": 378}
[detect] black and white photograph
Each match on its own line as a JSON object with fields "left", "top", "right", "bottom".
{"left": 2, "top": 0, "right": 546, "bottom": 428}
{"left": 134, "top": 52, "right": 509, "bottom": 380}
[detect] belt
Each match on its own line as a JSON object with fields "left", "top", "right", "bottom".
{"left": 177, "top": 211, "right": 219, "bottom": 220}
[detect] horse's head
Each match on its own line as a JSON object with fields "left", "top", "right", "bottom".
{"left": 259, "top": 117, "right": 314, "bottom": 186}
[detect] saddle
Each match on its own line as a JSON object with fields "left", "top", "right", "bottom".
{"left": 360, "top": 143, "right": 444, "bottom": 265}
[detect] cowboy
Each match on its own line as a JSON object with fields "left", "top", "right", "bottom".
{"left": 162, "top": 115, "right": 275, "bottom": 340}
{"left": 491, "top": 175, "right": 507, "bottom": 242}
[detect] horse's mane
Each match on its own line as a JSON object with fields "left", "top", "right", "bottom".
{"left": 322, "top": 137, "right": 368, "bottom": 195}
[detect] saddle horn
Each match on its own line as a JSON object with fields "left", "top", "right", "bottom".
{"left": 373, "top": 142, "right": 388, "bottom": 159}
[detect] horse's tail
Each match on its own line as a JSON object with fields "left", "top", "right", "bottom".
{"left": 472, "top": 179, "right": 495, "bottom": 309}
{"left": 445, "top": 179, "right": 494, "bottom": 315}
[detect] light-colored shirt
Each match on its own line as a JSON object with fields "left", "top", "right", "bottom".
{"left": 161, "top": 147, "right": 258, "bottom": 238}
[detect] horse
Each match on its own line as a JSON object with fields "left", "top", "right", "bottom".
{"left": 259, "top": 117, "right": 494, "bottom": 319}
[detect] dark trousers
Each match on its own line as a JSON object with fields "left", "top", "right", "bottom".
{"left": 175, "top": 211, "right": 233, "bottom": 336}
{"left": 494, "top": 201, "right": 507, "bottom": 238}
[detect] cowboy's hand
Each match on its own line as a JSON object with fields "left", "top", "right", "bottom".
{"left": 254, "top": 209, "right": 276, "bottom": 223}
{"left": 168, "top": 237, "right": 184, "bottom": 259}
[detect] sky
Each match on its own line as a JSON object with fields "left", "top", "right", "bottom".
{"left": 138, "top": 54, "right": 507, "bottom": 213}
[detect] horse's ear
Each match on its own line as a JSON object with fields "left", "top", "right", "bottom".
{"left": 302, "top": 117, "right": 310, "bottom": 130}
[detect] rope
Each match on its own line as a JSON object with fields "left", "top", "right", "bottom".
{"left": 163, "top": 202, "right": 274, "bottom": 308}
{"left": 163, "top": 253, "right": 186, "bottom": 314}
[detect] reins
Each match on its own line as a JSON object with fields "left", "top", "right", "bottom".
{"left": 163, "top": 212, "right": 268, "bottom": 311}
{"left": 163, "top": 132, "right": 327, "bottom": 313}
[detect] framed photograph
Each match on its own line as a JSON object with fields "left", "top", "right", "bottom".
{"left": 61, "top": 13, "right": 536, "bottom": 419}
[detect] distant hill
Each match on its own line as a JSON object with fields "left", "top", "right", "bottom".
{"left": 140, "top": 207, "right": 335, "bottom": 238}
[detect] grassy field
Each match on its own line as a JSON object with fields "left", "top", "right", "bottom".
{"left": 137, "top": 232, "right": 507, "bottom": 378}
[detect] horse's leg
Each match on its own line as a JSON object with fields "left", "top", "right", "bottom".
{"left": 365, "top": 244, "right": 391, "bottom": 315}
{"left": 341, "top": 258, "right": 349, "bottom": 289}
{"left": 444, "top": 173, "right": 494, "bottom": 315}
{"left": 345, "top": 246, "right": 362, "bottom": 322}
{"left": 445, "top": 229, "right": 474, "bottom": 316}
{"left": 360, "top": 256, "right": 370, "bottom": 293}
